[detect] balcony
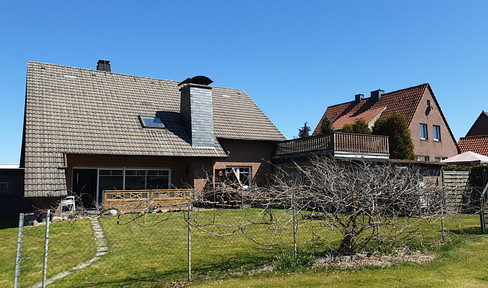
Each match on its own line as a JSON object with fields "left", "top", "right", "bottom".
{"left": 275, "top": 132, "right": 389, "bottom": 160}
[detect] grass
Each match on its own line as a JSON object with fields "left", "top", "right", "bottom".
{"left": 0, "top": 216, "right": 96, "bottom": 288}
{"left": 0, "top": 211, "right": 483, "bottom": 287}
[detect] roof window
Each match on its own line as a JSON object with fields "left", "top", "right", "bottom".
{"left": 139, "top": 116, "right": 165, "bottom": 129}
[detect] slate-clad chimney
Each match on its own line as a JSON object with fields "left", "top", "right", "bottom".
{"left": 371, "top": 89, "right": 384, "bottom": 102}
{"left": 97, "top": 60, "right": 111, "bottom": 72}
{"left": 355, "top": 94, "right": 364, "bottom": 103}
{"left": 179, "top": 76, "right": 215, "bottom": 148}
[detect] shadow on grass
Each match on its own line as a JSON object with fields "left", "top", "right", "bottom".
{"left": 449, "top": 226, "right": 483, "bottom": 235}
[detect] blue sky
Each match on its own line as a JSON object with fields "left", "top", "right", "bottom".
{"left": 0, "top": 1, "right": 487, "bottom": 164}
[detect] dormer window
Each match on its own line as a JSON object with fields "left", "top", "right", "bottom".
{"left": 139, "top": 116, "right": 164, "bottom": 129}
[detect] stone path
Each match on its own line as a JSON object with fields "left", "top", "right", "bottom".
{"left": 31, "top": 217, "right": 108, "bottom": 288}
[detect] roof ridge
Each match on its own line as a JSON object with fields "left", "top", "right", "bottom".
{"left": 382, "top": 83, "right": 429, "bottom": 96}
{"left": 325, "top": 83, "right": 429, "bottom": 109}
{"left": 460, "top": 135, "right": 488, "bottom": 139}
{"left": 27, "top": 61, "right": 246, "bottom": 92}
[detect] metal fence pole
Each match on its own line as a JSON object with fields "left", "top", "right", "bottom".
{"left": 14, "top": 213, "right": 24, "bottom": 288}
{"left": 292, "top": 189, "right": 297, "bottom": 257}
{"left": 480, "top": 196, "right": 486, "bottom": 234}
{"left": 188, "top": 197, "right": 192, "bottom": 282}
{"left": 42, "top": 209, "right": 51, "bottom": 288}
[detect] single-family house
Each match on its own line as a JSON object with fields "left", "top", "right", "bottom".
{"left": 458, "top": 111, "right": 488, "bottom": 157}
{"left": 20, "top": 60, "right": 285, "bottom": 209}
{"left": 312, "top": 83, "right": 459, "bottom": 162}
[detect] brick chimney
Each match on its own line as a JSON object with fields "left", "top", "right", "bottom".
{"left": 96, "top": 60, "right": 111, "bottom": 72}
{"left": 371, "top": 89, "right": 384, "bottom": 102}
{"left": 179, "top": 76, "right": 215, "bottom": 148}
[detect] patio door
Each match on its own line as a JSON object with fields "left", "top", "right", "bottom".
{"left": 73, "top": 169, "right": 98, "bottom": 208}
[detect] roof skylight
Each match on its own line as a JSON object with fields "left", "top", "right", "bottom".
{"left": 139, "top": 116, "right": 165, "bottom": 129}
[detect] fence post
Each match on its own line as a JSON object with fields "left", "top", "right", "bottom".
{"left": 441, "top": 170, "right": 446, "bottom": 241}
{"left": 292, "top": 188, "right": 297, "bottom": 257}
{"left": 480, "top": 196, "right": 486, "bottom": 234}
{"left": 14, "top": 213, "right": 24, "bottom": 288}
{"left": 42, "top": 209, "right": 51, "bottom": 288}
{"left": 188, "top": 196, "right": 192, "bottom": 282}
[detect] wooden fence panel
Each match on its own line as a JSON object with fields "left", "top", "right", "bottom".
{"left": 443, "top": 171, "right": 470, "bottom": 214}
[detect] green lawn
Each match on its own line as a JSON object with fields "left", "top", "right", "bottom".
{"left": 0, "top": 216, "right": 96, "bottom": 288}
{"left": 0, "top": 211, "right": 483, "bottom": 287}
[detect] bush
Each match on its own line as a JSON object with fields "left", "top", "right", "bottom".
{"left": 274, "top": 253, "right": 315, "bottom": 272}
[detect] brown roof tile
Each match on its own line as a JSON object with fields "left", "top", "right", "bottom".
{"left": 22, "top": 61, "right": 285, "bottom": 197}
{"left": 458, "top": 135, "right": 488, "bottom": 156}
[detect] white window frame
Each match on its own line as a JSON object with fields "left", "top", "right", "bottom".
{"left": 417, "top": 156, "right": 430, "bottom": 162}
{"left": 433, "top": 125, "right": 441, "bottom": 141}
{"left": 420, "top": 123, "right": 428, "bottom": 140}
{"left": 227, "top": 166, "right": 252, "bottom": 188}
{"left": 73, "top": 167, "right": 171, "bottom": 207}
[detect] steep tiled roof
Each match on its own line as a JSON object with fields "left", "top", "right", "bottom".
{"left": 332, "top": 106, "right": 386, "bottom": 130}
{"left": 22, "top": 62, "right": 285, "bottom": 197}
{"left": 313, "top": 84, "right": 428, "bottom": 135}
{"left": 458, "top": 135, "right": 488, "bottom": 156}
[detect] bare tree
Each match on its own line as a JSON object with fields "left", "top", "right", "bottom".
{"left": 198, "top": 157, "right": 445, "bottom": 255}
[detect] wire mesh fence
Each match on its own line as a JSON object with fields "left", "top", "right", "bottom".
{"left": 2, "top": 165, "right": 487, "bottom": 287}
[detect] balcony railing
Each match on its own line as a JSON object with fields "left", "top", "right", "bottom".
{"left": 103, "top": 189, "right": 192, "bottom": 213}
{"left": 275, "top": 132, "right": 389, "bottom": 157}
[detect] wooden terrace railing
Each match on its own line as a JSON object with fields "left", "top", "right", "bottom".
{"left": 275, "top": 132, "right": 389, "bottom": 157}
{"left": 103, "top": 189, "right": 192, "bottom": 213}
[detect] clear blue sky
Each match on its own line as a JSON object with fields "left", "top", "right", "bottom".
{"left": 1, "top": 1, "right": 487, "bottom": 164}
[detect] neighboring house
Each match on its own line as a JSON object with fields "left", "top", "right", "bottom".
{"left": 0, "top": 165, "right": 32, "bottom": 214}
{"left": 312, "top": 83, "right": 459, "bottom": 162}
{"left": 20, "top": 61, "right": 285, "bottom": 208}
{"left": 458, "top": 111, "right": 488, "bottom": 157}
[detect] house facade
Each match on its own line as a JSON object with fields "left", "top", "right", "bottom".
{"left": 458, "top": 111, "right": 488, "bottom": 156}
{"left": 312, "top": 83, "right": 459, "bottom": 162}
{"left": 0, "top": 165, "right": 32, "bottom": 214}
{"left": 20, "top": 61, "right": 285, "bottom": 208}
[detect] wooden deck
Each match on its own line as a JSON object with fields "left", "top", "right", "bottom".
{"left": 275, "top": 132, "right": 389, "bottom": 158}
{"left": 103, "top": 189, "right": 192, "bottom": 213}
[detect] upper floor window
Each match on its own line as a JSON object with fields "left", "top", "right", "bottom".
{"left": 420, "top": 123, "right": 428, "bottom": 140}
{"left": 433, "top": 125, "right": 441, "bottom": 141}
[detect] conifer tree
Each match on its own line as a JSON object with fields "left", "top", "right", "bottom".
{"left": 372, "top": 112, "right": 415, "bottom": 160}
{"left": 298, "top": 122, "right": 311, "bottom": 138}
{"left": 320, "top": 117, "right": 335, "bottom": 135}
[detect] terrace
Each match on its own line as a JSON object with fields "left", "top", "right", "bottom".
{"left": 274, "top": 132, "right": 389, "bottom": 160}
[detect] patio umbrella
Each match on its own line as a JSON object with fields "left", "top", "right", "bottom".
{"left": 441, "top": 151, "right": 488, "bottom": 165}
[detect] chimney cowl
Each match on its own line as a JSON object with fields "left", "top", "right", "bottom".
{"left": 371, "top": 89, "right": 384, "bottom": 102}
{"left": 178, "top": 75, "right": 213, "bottom": 86}
{"left": 96, "top": 60, "right": 111, "bottom": 72}
{"left": 355, "top": 94, "right": 364, "bottom": 103}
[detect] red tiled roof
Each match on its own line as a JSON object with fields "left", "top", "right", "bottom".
{"left": 332, "top": 106, "right": 386, "bottom": 130}
{"left": 313, "top": 84, "right": 428, "bottom": 135}
{"left": 458, "top": 135, "right": 488, "bottom": 156}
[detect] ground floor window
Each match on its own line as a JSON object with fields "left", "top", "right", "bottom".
{"left": 417, "top": 156, "right": 430, "bottom": 162}
{"left": 225, "top": 166, "right": 252, "bottom": 188}
{"left": 434, "top": 157, "right": 447, "bottom": 162}
{"left": 73, "top": 168, "right": 171, "bottom": 207}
